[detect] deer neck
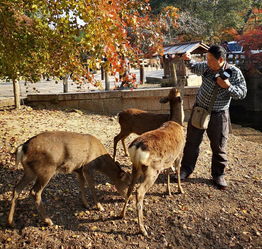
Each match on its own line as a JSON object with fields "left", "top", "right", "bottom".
{"left": 97, "top": 154, "right": 121, "bottom": 184}
{"left": 170, "top": 100, "right": 184, "bottom": 126}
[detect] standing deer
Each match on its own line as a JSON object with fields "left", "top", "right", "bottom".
{"left": 7, "top": 131, "right": 131, "bottom": 227}
{"left": 113, "top": 109, "right": 169, "bottom": 160}
{"left": 120, "top": 88, "right": 185, "bottom": 236}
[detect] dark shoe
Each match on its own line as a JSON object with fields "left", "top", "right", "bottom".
{"left": 213, "top": 175, "right": 227, "bottom": 189}
{"left": 174, "top": 170, "right": 190, "bottom": 181}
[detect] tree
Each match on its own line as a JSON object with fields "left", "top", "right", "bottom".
{"left": 42, "top": 0, "right": 164, "bottom": 82}
{"left": 237, "top": 26, "right": 262, "bottom": 71}
{"left": 0, "top": 0, "right": 165, "bottom": 105}
{"left": 158, "top": 6, "right": 179, "bottom": 44}
{"left": 0, "top": 1, "right": 49, "bottom": 108}
{"left": 150, "top": 0, "right": 262, "bottom": 43}
{"left": 174, "top": 11, "right": 206, "bottom": 42}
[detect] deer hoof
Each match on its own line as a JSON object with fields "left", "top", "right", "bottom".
{"left": 97, "top": 203, "right": 105, "bottom": 212}
{"left": 44, "top": 218, "right": 54, "bottom": 226}
{"left": 82, "top": 200, "right": 89, "bottom": 209}
{"left": 178, "top": 189, "right": 184, "bottom": 194}
{"left": 7, "top": 219, "right": 15, "bottom": 227}
{"left": 120, "top": 209, "right": 126, "bottom": 219}
{"left": 140, "top": 227, "right": 148, "bottom": 237}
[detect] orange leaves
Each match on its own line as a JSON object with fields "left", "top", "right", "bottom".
{"left": 238, "top": 26, "right": 262, "bottom": 50}
{"left": 223, "top": 28, "right": 239, "bottom": 36}
{"left": 0, "top": 0, "right": 164, "bottom": 88}
{"left": 236, "top": 26, "right": 262, "bottom": 67}
{"left": 220, "top": 28, "right": 239, "bottom": 41}
{"left": 162, "top": 6, "right": 179, "bottom": 19}
{"left": 253, "top": 8, "right": 262, "bottom": 14}
{"left": 161, "top": 5, "right": 179, "bottom": 28}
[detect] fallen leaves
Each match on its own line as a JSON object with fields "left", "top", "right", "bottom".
{"left": 90, "top": 225, "right": 98, "bottom": 231}
{"left": 0, "top": 106, "right": 262, "bottom": 249}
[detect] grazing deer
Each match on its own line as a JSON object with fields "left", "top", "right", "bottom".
{"left": 7, "top": 131, "right": 131, "bottom": 227}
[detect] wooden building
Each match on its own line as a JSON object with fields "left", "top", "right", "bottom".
{"left": 162, "top": 41, "right": 209, "bottom": 87}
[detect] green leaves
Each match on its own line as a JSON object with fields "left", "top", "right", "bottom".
{"left": 151, "top": 0, "right": 262, "bottom": 43}
{"left": 0, "top": 1, "right": 49, "bottom": 82}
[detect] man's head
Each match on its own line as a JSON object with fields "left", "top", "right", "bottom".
{"left": 207, "top": 45, "right": 227, "bottom": 71}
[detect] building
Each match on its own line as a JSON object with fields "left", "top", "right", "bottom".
{"left": 162, "top": 41, "right": 209, "bottom": 87}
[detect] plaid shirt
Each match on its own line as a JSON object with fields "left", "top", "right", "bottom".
{"left": 186, "top": 60, "right": 247, "bottom": 111}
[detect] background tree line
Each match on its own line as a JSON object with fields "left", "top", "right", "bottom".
{"left": 150, "top": 0, "right": 261, "bottom": 44}
{"left": 0, "top": 0, "right": 261, "bottom": 108}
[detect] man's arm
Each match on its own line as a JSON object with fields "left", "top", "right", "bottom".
{"left": 182, "top": 53, "right": 207, "bottom": 76}
{"left": 216, "top": 68, "right": 247, "bottom": 100}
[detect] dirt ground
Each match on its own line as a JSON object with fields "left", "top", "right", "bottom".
{"left": 0, "top": 106, "right": 261, "bottom": 249}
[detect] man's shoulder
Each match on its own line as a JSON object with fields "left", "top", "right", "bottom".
{"left": 228, "top": 64, "right": 242, "bottom": 73}
{"left": 227, "top": 64, "right": 245, "bottom": 83}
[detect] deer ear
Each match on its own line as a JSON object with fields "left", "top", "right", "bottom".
{"left": 159, "top": 97, "right": 169, "bottom": 103}
{"left": 119, "top": 171, "right": 126, "bottom": 181}
{"left": 115, "top": 161, "right": 121, "bottom": 168}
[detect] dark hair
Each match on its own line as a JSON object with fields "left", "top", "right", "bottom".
{"left": 208, "top": 45, "right": 227, "bottom": 60}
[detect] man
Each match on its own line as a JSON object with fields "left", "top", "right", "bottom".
{"left": 179, "top": 45, "right": 247, "bottom": 189}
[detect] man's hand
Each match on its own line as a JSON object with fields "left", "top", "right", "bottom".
{"left": 181, "top": 52, "right": 191, "bottom": 61}
{"left": 216, "top": 77, "right": 231, "bottom": 88}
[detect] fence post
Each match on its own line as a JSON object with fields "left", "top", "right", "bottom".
{"left": 63, "top": 74, "right": 70, "bottom": 93}
{"left": 140, "top": 64, "right": 145, "bottom": 84}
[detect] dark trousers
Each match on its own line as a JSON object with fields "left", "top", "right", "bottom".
{"left": 181, "top": 109, "right": 230, "bottom": 177}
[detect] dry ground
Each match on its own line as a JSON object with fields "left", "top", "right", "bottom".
{"left": 0, "top": 106, "right": 261, "bottom": 249}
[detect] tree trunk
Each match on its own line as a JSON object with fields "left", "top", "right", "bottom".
{"left": 101, "top": 66, "right": 104, "bottom": 80}
{"left": 12, "top": 79, "right": 21, "bottom": 109}
{"left": 63, "top": 74, "right": 69, "bottom": 93}
{"left": 105, "top": 70, "right": 110, "bottom": 90}
{"left": 140, "top": 65, "right": 145, "bottom": 84}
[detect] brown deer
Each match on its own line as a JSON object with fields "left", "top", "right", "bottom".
{"left": 7, "top": 131, "right": 131, "bottom": 227}
{"left": 113, "top": 109, "right": 169, "bottom": 160}
{"left": 120, "top": 88, "right": 185, "bottom": 237}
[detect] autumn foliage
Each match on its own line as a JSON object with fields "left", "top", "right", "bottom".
{"left": 0, "top": 0, "right": 165, "bottom": 83}
{"left": 237, "top": 26, "right": 262, "bottom": 69}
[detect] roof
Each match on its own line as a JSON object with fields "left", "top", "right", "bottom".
{"left": 164, "top": 41, "right": 209, "bottom": 55}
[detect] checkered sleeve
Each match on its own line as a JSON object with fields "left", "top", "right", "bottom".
{"left": 185, "top": 60, "right": 208, "bottom": 76}
{"left": 227, "top": 67, "right": 247, "bottom": 100}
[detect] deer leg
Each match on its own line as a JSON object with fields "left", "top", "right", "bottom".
{"left": 121, "top": 167, "right": 140, "bottom": 218}
{"left": 113, "top": 133, "right": 122, "bottom": 161}
{"left": 121, "top": 137, "right": 128, "bottom": 157}
{"left": 113, "top": 133, "right": 128, "bottom": 160}
{"left": 32, "top": 172, "right": 54, "bottom": 226}
{"left": 7, "top": 169, "right": 36, "bottom": 226}
{"left": 136, "top": 168, "right": 159, "bottom": 237}
{"left": 167, "top": 173, "right": 171, "bottom": 196}
{"left": 75, "top": 169, "right": 89, "bottom": 208}
{"left": 175, "top": 156, "right": 184, "bottom": 194}
{"left": 167, "top": 166, "right": 175, "bottom": 196}
{"left": 82, "top": 167, "right": 104, "bottom": 211}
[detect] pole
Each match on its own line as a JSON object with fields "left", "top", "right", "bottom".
{"left": 63, "top": 74, "right": 69, "bottom": 93}
{"left": 12, "top": 79, "right": 21, "bottom": 109}
{"left": 140, "top": 64, "right": 145, "bottom": 84}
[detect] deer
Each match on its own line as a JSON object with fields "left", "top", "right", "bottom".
{"left": 120, "top": 88, "right": 185, "bottom": 237}
{"left": 148, "top": 57, "right": 161, "bottom": 69}
{"left": 113, "top": 109, "right": 169, "bottom": 160}
{"left": 7, "top": 131, "right": 131, "bottom": 227}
